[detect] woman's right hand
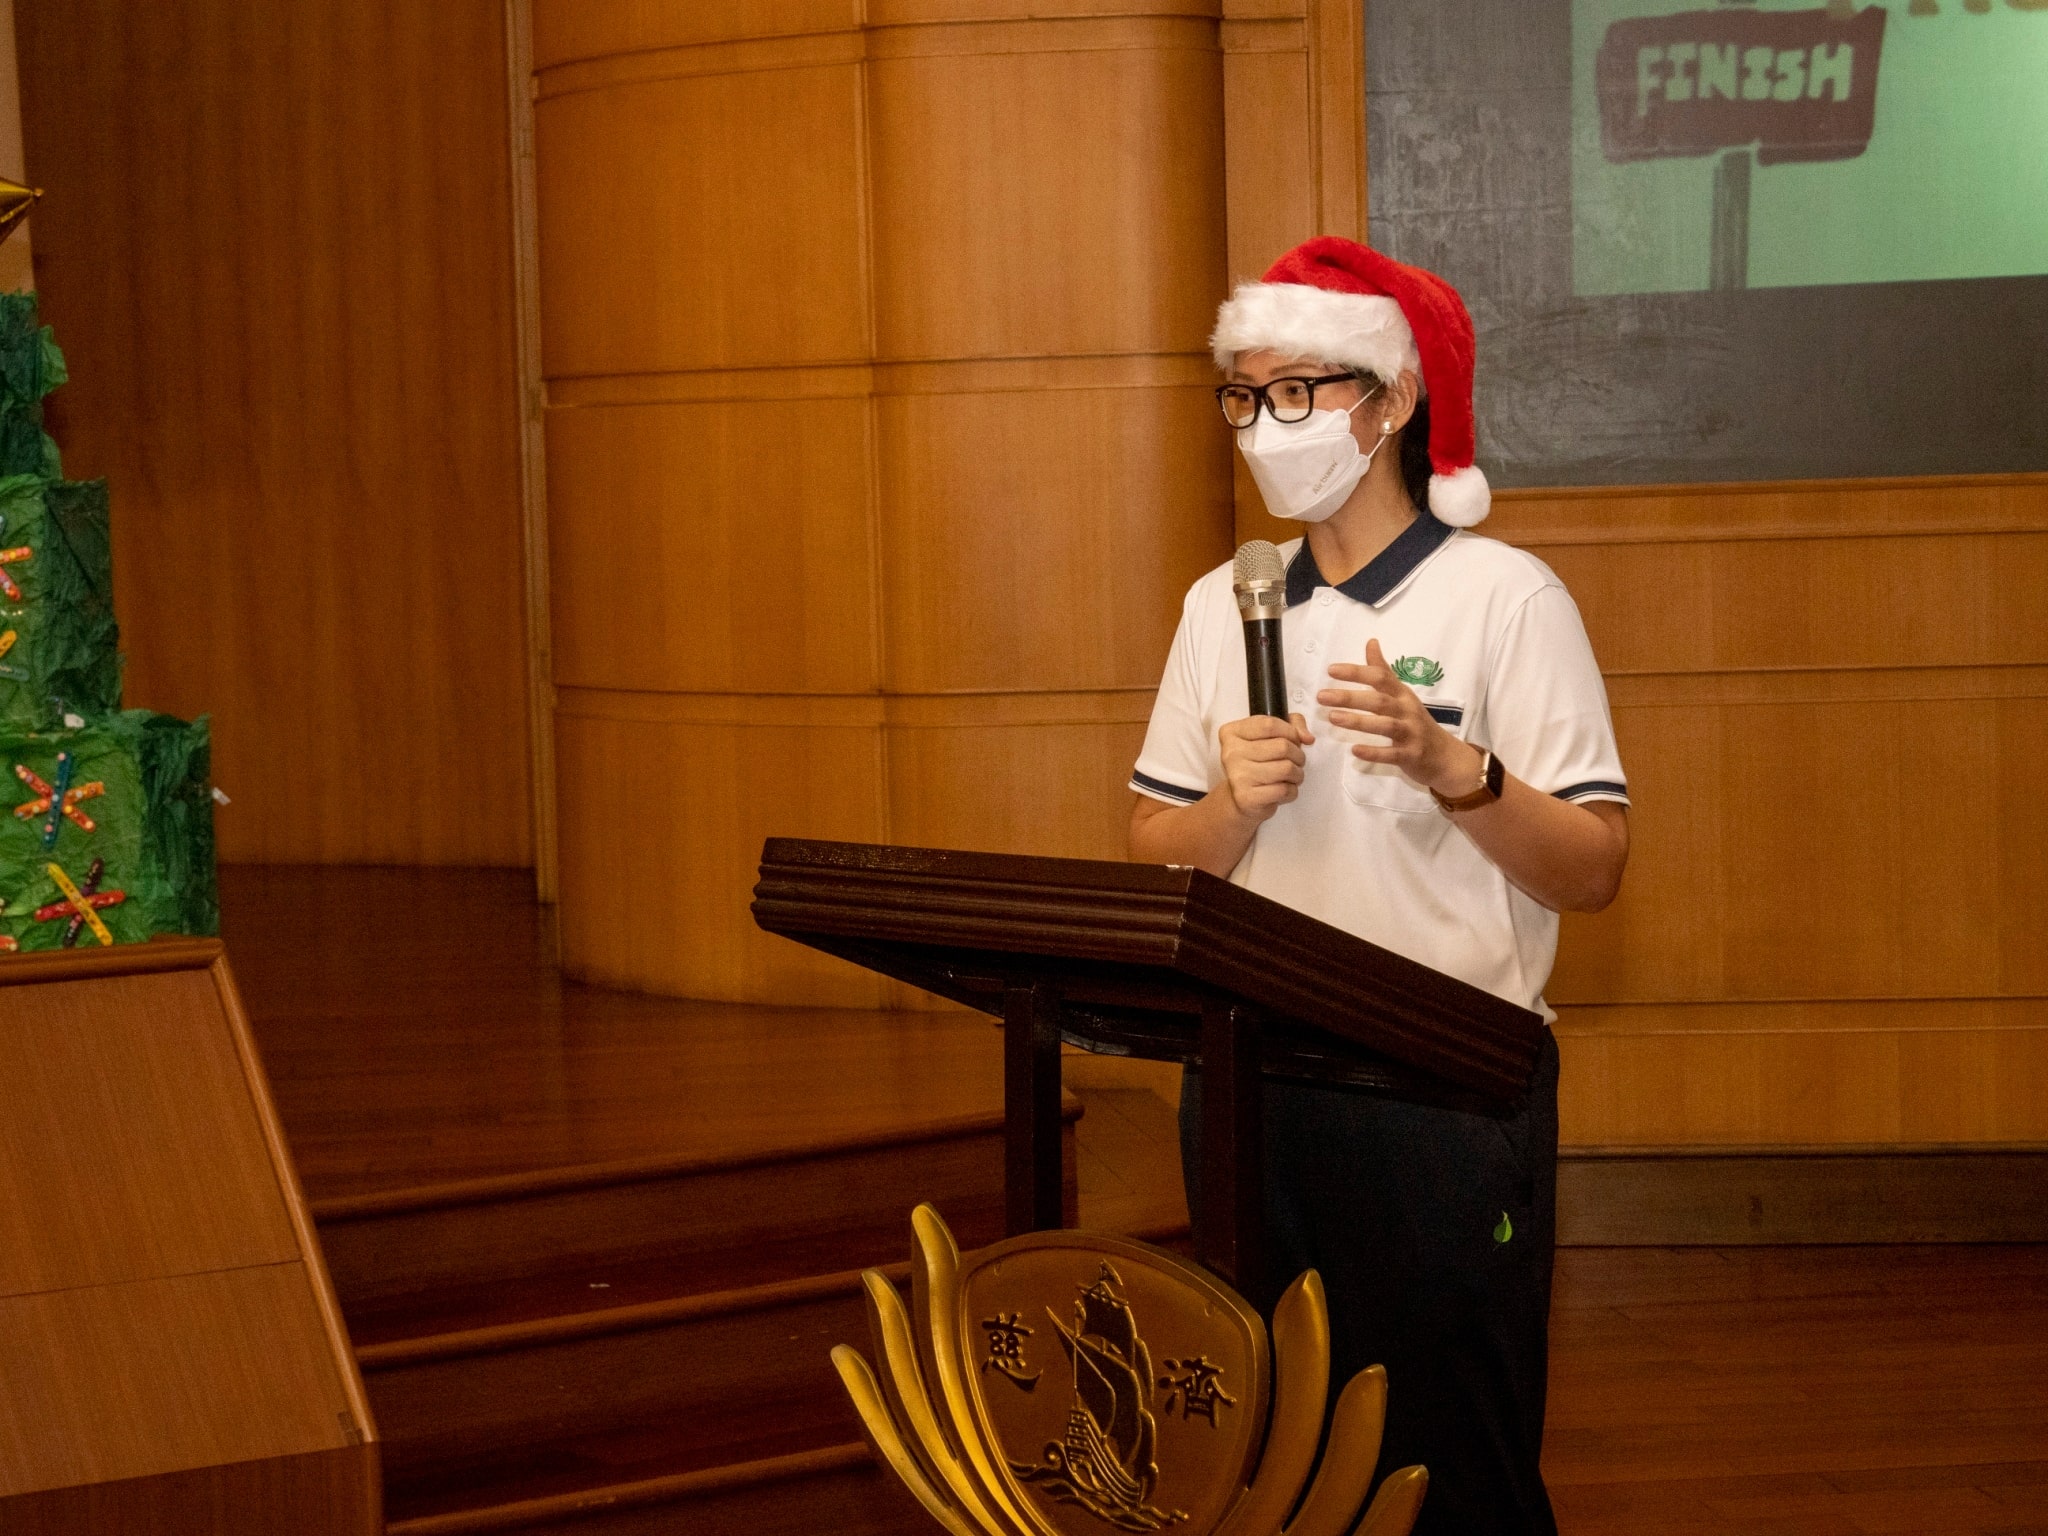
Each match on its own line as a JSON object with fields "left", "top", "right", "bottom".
{"left": 1218, "top": 713, "right": 1314, "bottom": 821}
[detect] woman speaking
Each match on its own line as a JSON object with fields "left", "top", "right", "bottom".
{"left": 1129, "top": 236, "right": 1630, "bottom": 1536}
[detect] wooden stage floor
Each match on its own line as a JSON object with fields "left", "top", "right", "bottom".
{"left": 221, "top": 865, "right": 2048, "bottom": 1536}
{"left": 216, "top": 863, "right": 1184, "bottom": 1235}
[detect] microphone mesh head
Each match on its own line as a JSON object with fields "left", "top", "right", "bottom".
{"left": 1234, "top": 539, "right": 1285, "bottom": 589}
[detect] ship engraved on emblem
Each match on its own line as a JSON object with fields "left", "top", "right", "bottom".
{"left": 1008, "top": 1262, "right": 1189, "bottom": 1531}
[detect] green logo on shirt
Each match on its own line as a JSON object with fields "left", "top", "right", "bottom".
{"left": 1393, "top": 655, "right": 1445, "bottom": 688}
{"left": 1493, "top": 1211, "right": 1513, "bottom": 1244}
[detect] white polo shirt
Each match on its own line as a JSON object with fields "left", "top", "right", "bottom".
{"left": 1131, "top": 516, "right": 1627, "bottom": 1018}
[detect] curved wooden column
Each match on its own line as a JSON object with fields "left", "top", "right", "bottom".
{"left": 534, "top": 0, "right": 1231, "bottom": 1001}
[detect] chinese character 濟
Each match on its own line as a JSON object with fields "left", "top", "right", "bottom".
{"left": 1158, "top": 1355, "right": 1237, "bottom": 1425}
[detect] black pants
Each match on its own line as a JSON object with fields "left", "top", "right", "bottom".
{"left": 1179, "top": 1033, "right": 1560, "bottom": 1536}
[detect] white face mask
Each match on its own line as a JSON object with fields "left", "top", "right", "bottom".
{"left": 1238, "top": 391, "right": 1390, "bottom": 524}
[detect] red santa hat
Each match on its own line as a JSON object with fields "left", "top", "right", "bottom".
{"left": 1209, "top": 236, "right": 1489, "bottom": 528}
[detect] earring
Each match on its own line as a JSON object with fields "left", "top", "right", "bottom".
{"left": 1381, "top": 421, "right": 1393, "bottom": 434}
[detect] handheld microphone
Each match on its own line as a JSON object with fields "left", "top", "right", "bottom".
{"left": 1233, "top": 540, "right": 1289, "bottom": 718}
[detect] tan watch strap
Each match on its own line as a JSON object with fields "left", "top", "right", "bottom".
{"left": 1431, "top": 749, "right": 1501, "bottom": 813}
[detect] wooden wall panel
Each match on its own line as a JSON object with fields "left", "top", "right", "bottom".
{"left": 535, "top": 18, "right": 882, "bottom": 1000}
{"left": 1485, "top": 479, "right": 2048, "bottom": 1146}
{"left": 535, "top": 2, "right": 1234, "bottom": 999}
{"left": 533, "top": 0, "right": 862, "bottom": 70}
{"left": 1557, "top": 1024, "right": 2048, "bottom": 1147}
{"left": 1221, "top": 30, "right": 1311, "bottom": 282}
{"left": 863, "top": 13, "right": 1228, "bottom": 1016}
{"left": 884, "top": 695, "right": 1150, "bottom": 1010}
{"left": 14, "top": 0, "right": 533, "bottom": 865}
{"left": 1543, "top": 532, "right": 2048, "bottom": 676}
{"left": 553, "top": 701, "right": 887, "bottom": 1002}
{"left": 876, "top": 371, "right": 1226, "bottom": 693}
{"left": 1221, "top": 0, "right": 1364, "bottom": 547}
{"left": 533, "top": 53, "right": 870, "bottom": 377}
{"left": 865, "top": 18, "right": 1225, "bottom": 360}
{"left": 1562, "top": 683, "right": 2038, "bottom": 1003}
{"left": 0, "top": 0, "right": 31, "bottom": 293}
{"left": 544, "top": 389, "right": 879, "bottom": 695}
{"left": 886, "top": 698, "right": 1153, "bottom": 858}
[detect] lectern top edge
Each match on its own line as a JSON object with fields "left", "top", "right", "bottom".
{"left": 759, "top": 835, "right": 1203, "bottom": 898}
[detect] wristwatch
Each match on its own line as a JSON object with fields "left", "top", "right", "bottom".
{"left": 1431, "top": 748, "right": 1505, "bottom": 813}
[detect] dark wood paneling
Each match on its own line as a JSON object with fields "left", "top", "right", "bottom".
{"left": 13, "top": 0, "right": 532, "bottom": 864}
{"left": 1559, "top": 1146, "right": 2048, "bottom": 1246}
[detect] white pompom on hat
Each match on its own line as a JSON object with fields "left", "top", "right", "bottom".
{"left": 1211, "top": 236, "right": 1490, "bottom": 527}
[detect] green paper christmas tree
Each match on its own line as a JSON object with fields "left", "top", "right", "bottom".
{"left": 0, "top": 293, "right": 216, "bottom": 952}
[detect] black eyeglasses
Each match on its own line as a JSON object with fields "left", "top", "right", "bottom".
{"left": 1216, "top": 373, "right": 1373, "bottom": 429}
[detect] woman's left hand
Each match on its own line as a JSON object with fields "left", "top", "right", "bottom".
{"left": 1318, "top": 637, "right": 1484, "bottom": 798}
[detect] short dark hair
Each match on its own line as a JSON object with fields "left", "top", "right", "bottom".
{"left": 1398, "top": 392, "right": 1433, "bottom": 517}
{"left": 1355, "top": 372, "right": 1434, "bottom": 516}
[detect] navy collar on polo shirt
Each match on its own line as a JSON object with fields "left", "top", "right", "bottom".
{"left": 1283, "top": 512, "right": 1456, "bottom": 608}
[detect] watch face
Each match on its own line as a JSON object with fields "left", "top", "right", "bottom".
{"left": 1484, "top": 750, "right": 1505, "bottom": 798}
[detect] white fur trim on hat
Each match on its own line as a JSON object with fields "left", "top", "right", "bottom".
{"left": 1429, "top": 464, "right": 1490, "bottom": 528}
{"left": 1210, "top": 281, "right": 1421, "bottom": 382}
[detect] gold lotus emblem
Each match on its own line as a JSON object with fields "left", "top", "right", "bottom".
{"left": 833, "top": 1206, "right": 1426, "bottom": 1536}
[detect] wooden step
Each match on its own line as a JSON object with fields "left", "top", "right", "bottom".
{"left": 385, "top": 1443, "right": 919, "bottom": 1536}
{"left": 363, "top": 1265, "right": 885, "bottom": 1519}
{"left": 315, "top": 1108, "right": 1070, "bottom": 1343}
{"left": 337, "top": 1116, "right": 1077, "bottom": 1528}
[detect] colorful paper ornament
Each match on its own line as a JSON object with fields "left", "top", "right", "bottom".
{"left": 14, "top": 756, "right": 104, "bottom": 836}
{"left": 34, "top": 855, "right": 124, "bottom": 946}
{"left": 41, "top": 750, "right": 70, "bottom": 845}
{"left": 0, "top": 541, "right": 31, "bottom": 603}
{"left": 45, "top": 858, "right": 114, "bottom": 947}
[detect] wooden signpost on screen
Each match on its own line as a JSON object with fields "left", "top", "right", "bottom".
{"left": 1594, "top": 3, "right": 1888, "bottom": 289}
{"left": 0, "top": 940, "right": 378, "bottom": 1534}
{"left": 753, "top": 838, "right": 1546, "bottom": 1301}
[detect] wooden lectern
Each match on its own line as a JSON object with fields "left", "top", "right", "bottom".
{"left": 752, "top": 839, "right": 1546, "bottom": 1301}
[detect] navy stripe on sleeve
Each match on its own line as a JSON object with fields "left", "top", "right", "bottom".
{"left": 1552, "top": 780, "right": 1630, "bottom": 803}
{"left": 1130, "top": 769, "right": 1205, "bottom": 805}
{"left": 1425, "top": 704, "right": 1464, "bottom": 727}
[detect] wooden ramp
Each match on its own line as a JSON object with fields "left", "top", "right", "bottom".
{"left": 0, "top": 940, "right": 377, "bottom": 1535}
{"left": 222, "top": 866, "right": 1191, "bottom": 1535}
